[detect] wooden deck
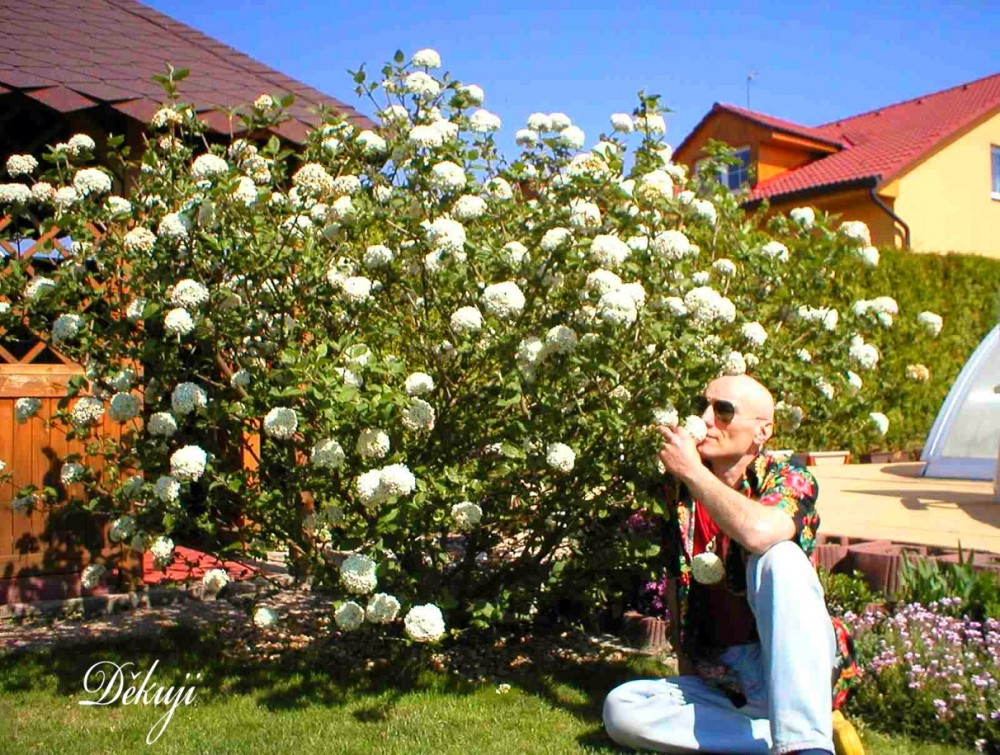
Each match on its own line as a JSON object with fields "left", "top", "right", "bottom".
{"left": 811, "top": 462, "right": 1000, "bottom": 554}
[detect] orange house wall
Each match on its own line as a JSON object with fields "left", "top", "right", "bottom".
{"left": 757, "top": 142, "right": 818, "bottom": 183}
{"left": 674, "top": 113, "right": 773, "bottom": 181}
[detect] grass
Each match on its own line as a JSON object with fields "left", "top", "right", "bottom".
{"left": 0, "top": 625, "right": 977, "bottom": 754}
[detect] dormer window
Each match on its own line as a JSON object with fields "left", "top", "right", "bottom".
{"left": 723, "top": 147, "right": 752, "bottom": 190}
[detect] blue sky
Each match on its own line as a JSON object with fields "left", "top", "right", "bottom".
{"left": 146, "top": 1, "right": 998, "bottom": 154}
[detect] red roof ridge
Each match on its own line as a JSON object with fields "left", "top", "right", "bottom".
{"left": 817, "top": 71, "right": 1000, "bottom": 130}
{"left": 713, "top": 102, "right": 845, "bottom": 148}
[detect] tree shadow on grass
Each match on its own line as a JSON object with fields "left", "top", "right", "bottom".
{"left": 0, "top": 620, "right": 668, "bottom": 751}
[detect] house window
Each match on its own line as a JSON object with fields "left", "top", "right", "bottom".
{"left": 992, "top": 145, "right": 1000, "bottom": 199}
{"left": 723, "top": 147, "right": 752, "bottom": 190}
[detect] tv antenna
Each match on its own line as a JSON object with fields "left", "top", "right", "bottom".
{"left": 746, "top": 71, "right": 759, "bottom": 109}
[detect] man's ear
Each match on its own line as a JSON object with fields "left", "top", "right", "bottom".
{"left": 755, "top": 420, "right": 774, "bottom": 447}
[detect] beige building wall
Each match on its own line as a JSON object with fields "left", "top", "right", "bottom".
{"left": 892, "top": 110, "right": 1000, "bottom": 257}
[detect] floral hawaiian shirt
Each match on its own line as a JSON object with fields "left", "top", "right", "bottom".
{"left": 662, "top": 452, "right": 860, "bottom": 709}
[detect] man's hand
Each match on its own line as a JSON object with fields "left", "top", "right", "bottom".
{"left": 655, "top": 424, "right": 704, "bottom": 483}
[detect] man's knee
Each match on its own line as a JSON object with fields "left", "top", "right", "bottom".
{"left": 602, "top": 683, "right": 634, "bottom": 744}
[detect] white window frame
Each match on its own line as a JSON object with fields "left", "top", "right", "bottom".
{"left": 992, "top": 145, "right": 1000, "bottom": 200}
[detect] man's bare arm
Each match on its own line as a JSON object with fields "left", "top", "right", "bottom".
{"left": 681, "top": 465, "right": 795, "bottom": 555}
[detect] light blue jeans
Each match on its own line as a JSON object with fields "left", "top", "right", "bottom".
{"left": 603, "top": 541, "right": 836, "bottom": 754}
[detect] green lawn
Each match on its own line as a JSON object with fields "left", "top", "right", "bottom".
{"left": 0, "top": 625, "right": 975, "bottom": 754}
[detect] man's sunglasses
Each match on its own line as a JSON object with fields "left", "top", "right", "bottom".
{"left": 693, "top": 396, "right": 739, "bottom": 424}
{"left": 692, "top": 396, "right": 771, "bottom": 424}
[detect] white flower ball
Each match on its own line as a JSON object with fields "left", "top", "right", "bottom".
{"left": 469, "top": 109, "right": 502, "bottom": 133}
{"left": 61, "top": 462, "right": 86, "bottom": 485}
{"left": 335, "top": 601, "right": 366, "bottom": 631}
{"left": 589, "top": 235, "right": 631, "bottom": 268}
{"left": 545, "top": 324, "right": 578, "bottom": 355}
{"left": 253, "top": 606, "right": 279, "bottom": 628}
{"left": 546, "top": 442, "right": 576, "bottom": 474}
{"left": 723, "top": 351, "right": 747, "bottom": 376}
{"left": 150, "top": 535, "right": 175, "bottom": 569}
{"left": 515, "top": 128, "right": 539, "bottom": 146}
{"left": 404, "top": 603, "right": 446, "bottom": 642}
{"left": 760, "top": 240, "right": 790, "bottom": 262}
{"left": 264, "top": 407, "right": 298, "bottom": 439}
{"left": 741, "top": 322, "right": 768, "bottom": 347}
{"left": 356, "top": 130, "right": 387, "bottom": 156}
{"left": 124, "top": 227, "right": 157, "bottom": 254}
{"left": 451, "top": 501, "right": 483, "bottom": 530}
{"left": 558, "top": 125, "right": 586, "bottom": 150}
{"left": 157, "top": 212, "right": 189, "bottom": 240}
{"left": 917, "top": 311, "right": 943, "bottom": 337}
{"left": 170, "top": 445, "right": 208, "bottom": 481}
{"left": 610, "top": 113, "right": 635, "bottom": 133}
{"left": 15, "top": 397, "right": 42, "bottom": 423}
{"left": 857, "top": 246, "right": 880, "bottom": 267}
{"left": 71, "top": 397, "right": 104, "bottom": 427}
{"left": 73, "top": 168, "right": 112, "bottom": 196}
{"left": 840, "top": 220, "right": 871, "bottom": 246}
{"left": 635, "top": 113, "right": 667, "bottom": 134}
{"left": 597, "top": 289, "right": 639, "bottom": 326}
{"left": 653, "top": 406, "right": 679, "bottom": 427}
{"left": 6, "top": 153, "right": 38, "bottom": 177}
{"left": 402, "top": 397, "right": 436, "bottom": 432}
{"left": 164, "top": 307, "right": 195, "bottom": 336}
{"left": 527, "top": 113, "right": 552, "bottom": 132}
{"left": 171, "top": 279, "right": 210, "bottom": 308}
{"left": 500, "top": 241, "right": 528, "bottom": 266}
{"left": 362, "top": 244, "right": 394, "bottom": 269}
{"left": 683, "top": 415, "right": 709, "bottom": 442}
{"left": 366, "top": 593, "right": 401, "bottom": 624}
{"left": 191, "top": 154, "right": 229, "bottom": 181}
{"left": 357, "top": 428, "right": 391, "bottom": 461}
{"left": 453, "top": 194, "right": 487, "bottom": 220}
{"left": 450, "top": 305, "right": 484, "bottom": 335}
{"left": 404, "top": 372, "right": 435, "bottom": 396}
{"left": 340, "top": 553, "right": 378, "bottom": 595}
{"left": 148, "top": 411, "right": 178, "bottom": 437}
{"left": 481, "top": 281, "right": 525, "bottom": 320}
{"left": 109, "top": 392, "right": 140, "bottom": 422}
{"left": 52, "top": 313, "right": 84, "bottom": 344}
{"left": 426, "top": 216, "right": 467, "bottom": 253}
{"left": 342, "top": 276, "right": 373, "bottom": 304}
{"left": 80, "top": 563, "right": 106, "bottom": 589}
{"left": 712, "top": 258, "right": 737, "bottom": 276}
{"left": 869, "top": 411, "right": 890, "bottom": 436}
{"left": 153, "top": 475, "right": 181, "bottom": 504}
{"left": 789, "top": 206, "right": 815, "bottom": 228}
{"left": 172, "top": 382, "right": 208, "bottom": 415}
{"left": 379, "top": 463, "right": 416, "bottom": 498}
{"left": 586, "top": 269, "right": 623, "bottom": 296}
{"left": 109, "top": 515, "right": 136, "bottom": 543}
{"left": 311, "top": 439, "right": 346, "bottom": 469}
{"left": 202, "top": 568, "right": 230, "bottom": 593}
{"left": 430, "top": 161, "right": 467, "bottom": 192}
{"left": 651, "top": 229, "right": 694, "bottom": 260}
{"left": 484, "top": 177, "right": 513, "bottom": 200}
{"left": 411, "top": 48, "right": 442, "bottom": 68}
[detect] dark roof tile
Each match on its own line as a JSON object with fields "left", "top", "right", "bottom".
{"left": 0, "top": 0, "right": 370, "bottom": 142}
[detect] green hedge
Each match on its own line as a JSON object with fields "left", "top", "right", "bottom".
{"left": 796, "top": 248, "right": 1000, "bottom": 458}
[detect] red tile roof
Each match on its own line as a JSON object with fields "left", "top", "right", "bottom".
{"left": 0, "top": 0, "right": 371, "bottom": 142}
{"left": 676, "top": 103, "right": 845, "bottom": 156}
{"left": 746, "top": 72, "right": 1000, "bottom": 202}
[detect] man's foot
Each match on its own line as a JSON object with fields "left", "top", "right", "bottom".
{"left": 832, "top": 710, "right": 865, "bottom": 755}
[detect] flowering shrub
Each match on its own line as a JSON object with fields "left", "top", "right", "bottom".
{"left": 845, "top": 600, "right": 1000, "bottom": 750}
{"left": 0, "top": 50, "right": 935, "bottom": 639}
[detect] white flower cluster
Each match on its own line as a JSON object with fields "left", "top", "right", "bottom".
{"left": 311, "top": 438, "right": 346, "bottom": 469}
{"left": 363, "top": 244, "right": 394, "bottom": 269}
{"left": 683, "top": 415, "right": 709, "bottom": 441}
{"left": 335, "top": 601, "right": 365, "bottom": 631}
{"left": 852, "top": 296, "right": 898, "bottom": 327}
{"left": 124, "top": 227, "right": 157, "bottom": 253}
{"left": 52, "top": 313, "right": 83, "bottom": 343}
{"left": 404, "top": 372, "right": 434, "bottom": 396}
{"left": 171, "top": 279, "right": 210, "bottom": 308}
{"left": 150, "top": 535, "right": 175, "bottom": 569}
{"left": 684, "top": 287, "right": 736, "bottom": 324}
{"left": 545, "top": 442, "right": 576, "bottom": 473}
{"left": 25, "top": 276, "right": 56, "bottom": 299}
{"left": 191, "top": 153, "right": 229, "bottom": 181}
{"left": 740, "top": 322, "right": 767, "bottom": 347}
{"left": 869, "top": 411, "right": 890, "bottom": 436}
{"left": 170, "top": 445, "right": 208, "bottom": 481}
{"left": 15, "top": 397, "right": 41, "bottom": 423}
{"left": 722, "top": 351, "right": 747, "bottom": 376}
{"left": 164, "top": 307, "right": 195, "bottom": 336}
{"left": 292, "top": 162, "right": 334, "bottom": 195}
{"left": 150, "top": 106, "right": 184, "bottom": 129}
{"left": 172, "top": 382, "right": 208, "bottom": 415}
{"left": 404, "top": 603, "right": 446, "bottom": 642}
{"left": 651, "top": 229, "right": 695, "bottom": 260}
{"left": 425, "top": 216, "right": 467, "bottom": 253}
{"left": 451, "top": 500, "right": 483, "bottom": 530}
{"left": 848, "top": 335, "right": 881, "bottom": 371}
{"left": 776, "top": 401, "right": 804, "bottom": 431}
{"left": 760, "top": 240, "right": 790, "bottom": 262}
{"left": 6, "top": 154, "right": 38, "bottom": 176}
{"left": 839, "top": 220, "right": 871, "bottom": 246}
{"left": 202, "top": 568, "right": 230, "bottom": 593}
{"left": 80, "top": 563, "right": 106, "bottom": 589}
{"left": 653, "top": 405, "right": 679, "bottom": 427}
{"left": 356, "top": 428, "right": 391, "bottom": 460}
{"left": 482, "top": 281, "right": 525, "bottom": 320}
{"left": 906, "top": 363, "right": 930, "bottom": 382}
{"left": 0, "top": 183, "right": 32, "bottom": 204}
{"left": 355, "top": 463, "right": 417, "bottom": 507}
{"left": 917, "top": 311, "right": 943, "bottom": 337}
{"left": 450, "top": 306, "right": 483, "bottom": 334}
{"left": 154, "top": 475, "right": 181, "bottom": 504}
{"left": 264, "top": 407, "right": 298, "bottom": 439}
{"left": 797, "top": 305, "right": 839, "bottom": 331}
{"left": 366, "top": 593, "right": 401, "bottom": 624}
{"left": 108, "top": 515, "right": 136, "bottom": 543}
{"left": 109, "top": 392, "right": 140, "bottom": 422}
{"left": 401, "top": 397, "right": 436, "bottom": 432}
{"left": 60, "top": 462, "right": 85, "bottom": 485}
{"left": 856, "top": 246, "right": 880, "bottom": 267}
{"left": 340, "top": 553, "right": 378, "bottom": 595}
{"left": 253, "top": 607, "right": 279, "bottom": 628}
{"left": 157, "top": 212, "right": 190, "bottom": 240}
{"left": 789, "top": 206, "right": 815, "bottom": 228}
{"left": 469, "top": 109, "right": 502, "bottom": 133}
{"left": 148, "top": 411, "right": 178, "bottom": 437}
{"left": 73, "top": 168, "right": 112, "bottom": 196}
{"left": 71, "top": 397, "right": 104, "bottom": 427}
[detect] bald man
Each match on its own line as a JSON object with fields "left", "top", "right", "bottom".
{"left": 603, "top": 375, "right": 858, "bottom": 755}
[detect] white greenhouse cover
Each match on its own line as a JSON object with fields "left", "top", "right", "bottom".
{"left": 921, "top": 324, "right": 1000, "bottom": 480}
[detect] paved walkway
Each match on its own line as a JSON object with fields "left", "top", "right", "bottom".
{"left": 811, "top": 461, "right": 1000, "bottom": 554}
